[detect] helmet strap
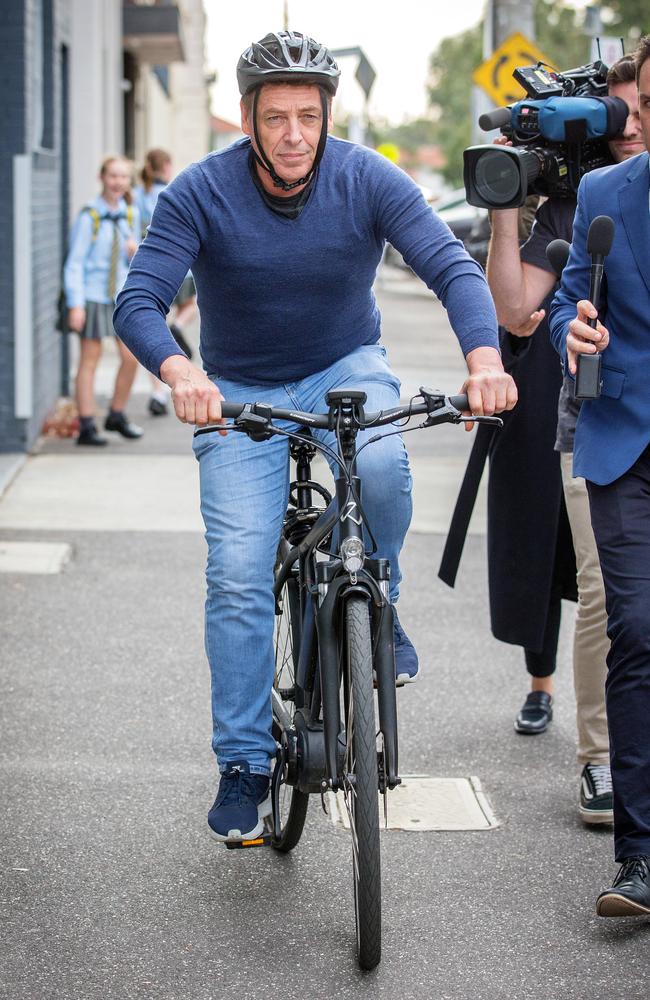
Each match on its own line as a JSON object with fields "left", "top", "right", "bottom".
{"left": 251, "top": 87, "right": 329, "bottom": 192}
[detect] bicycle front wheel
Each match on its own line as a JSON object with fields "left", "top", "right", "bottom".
{"left": 342, "top": 593, "right": 382, "bottom": 970}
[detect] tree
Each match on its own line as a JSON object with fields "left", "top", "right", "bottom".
{"left": 596, "top": 1, "right": 648, "bottom": 40}
{"left": 427, "top": 24, "right": 482, "bottom": 186}
{"left": 427, "top": 0, "right": 595, "bottom": 187}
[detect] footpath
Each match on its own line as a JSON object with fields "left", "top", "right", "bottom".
{"left": 1, "top": 268, "right": 647, "bottom": 1000}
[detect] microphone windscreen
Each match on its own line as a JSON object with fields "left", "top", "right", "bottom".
{"left": 546, "top": 239, "right": 571, "bottom": 276}
{"left": 587, "top": 215, "right": 615, "bottom": 257}
{"left": 478, "top": 107, "right": 512, "bottom": 131}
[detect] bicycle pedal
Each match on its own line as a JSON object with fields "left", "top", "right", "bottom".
{"left": 223, "top": 816, "right": 274, "bottom": 850}
{"left": 223, "top": 834, "right": 272, "bottom": 850}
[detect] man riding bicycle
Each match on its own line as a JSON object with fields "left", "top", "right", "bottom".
{"left": 114, "top": 30, "right": 517, "bottom": 842}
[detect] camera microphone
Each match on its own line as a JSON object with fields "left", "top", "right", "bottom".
{"left": 546, "top": 239, "right": 571, "bottom": 276}
{"left": 478, "top": 107, "right": 513, "bottom": 132}
{"left": 575, "top": 215, "right": 615, "bottom": 400}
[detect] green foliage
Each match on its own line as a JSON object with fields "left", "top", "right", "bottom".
{"left": 596, "top": 1, "right": 649, "bottom": 41}
{"left": 368, "top": 117, "right": 439, "bottom": 152}
{"left": 535, "top": 1, "right": 590, "bottom": 69}
{"left": 426, "top": 0, "right": 601, "bottom": 186}
{"left": 427, "top": 24, "right": 482, "bottom": 185}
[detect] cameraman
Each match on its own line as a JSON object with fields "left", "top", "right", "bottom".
{"left": 486, "top": 56, "right": 643, "bottom": 822}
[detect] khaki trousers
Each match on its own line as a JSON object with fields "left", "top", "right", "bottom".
{"left": 560, "top": 452, "right": 610, "bottom": 765}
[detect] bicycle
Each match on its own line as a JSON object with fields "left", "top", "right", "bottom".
{"left": 194, "top": 386, "right": 501, "bottom": 970}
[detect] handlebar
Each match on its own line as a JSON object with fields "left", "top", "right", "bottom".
{"left": 218, "top": 394, "right": 468, "bottom": 427}
{"left": 193, "top": 388, "right": 493, "bottom": 440}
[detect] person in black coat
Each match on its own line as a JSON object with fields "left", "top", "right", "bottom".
{"left": 440, "top": 203, "right": 577, "bottom": 733}
{"left": 488, "top": 310, "right": 577, "bottom": 687}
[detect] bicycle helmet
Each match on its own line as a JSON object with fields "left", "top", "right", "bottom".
{"left": 237, "top": 31, "right": 340, "bottom": 97}
{"left": 237, "top": 32, "right": 340, "bottom": 192}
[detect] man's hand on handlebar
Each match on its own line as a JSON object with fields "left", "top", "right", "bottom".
{"left": 462, "top": 346, "right": 518, "bottom": 432}
{"left": 159, "top": 355, "right": 227, "bottom": 436}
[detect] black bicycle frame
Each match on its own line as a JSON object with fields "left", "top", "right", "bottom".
{"left": 273, "top": 407, "right": 400, "bottom": 795}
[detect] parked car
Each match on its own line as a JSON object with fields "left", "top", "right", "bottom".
{"left": 435, "top": 188, "right": 489, "bottom": 268}
{"left": 383, "top": 187, "right": 490, "bottom": 272}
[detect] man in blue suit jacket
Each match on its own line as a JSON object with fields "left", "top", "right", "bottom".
{"left": 550, "top": 35, "right": 650, "bottom": 918}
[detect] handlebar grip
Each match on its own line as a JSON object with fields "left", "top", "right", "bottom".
{"left": 219, "top": 402, "right": 245, "bottom": 419}
{"left": 448, "top": 394, "right": 469, "bottom": 412}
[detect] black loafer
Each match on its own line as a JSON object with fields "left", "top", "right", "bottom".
{"left": 148, "top": 397, "right": 168, "bottom": 416}
{"left": 77, "top": 426, "right": 108, "bottom": 446}
{"left": 104, "top": 412, "right": 143, "bottom": 439}
{"left": 514, "top": 691, "right": 553, "bottom": 734}
{"left": 597, "top": 856, "right": 650, "bottom": 916}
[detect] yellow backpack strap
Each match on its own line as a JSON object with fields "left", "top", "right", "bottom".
{"left": 82, "top": 206, "right": 101, "bottom": 242}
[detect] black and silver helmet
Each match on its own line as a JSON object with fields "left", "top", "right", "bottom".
{"left": 237, "top": 31, "right": 340, "bottom": 97}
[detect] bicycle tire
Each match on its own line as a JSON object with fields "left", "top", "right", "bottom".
{"left": 272, "top": 538, "right": 309, "bottom": 852}
{"left": 343, "top": 593, "right": 382, "bottom": 970}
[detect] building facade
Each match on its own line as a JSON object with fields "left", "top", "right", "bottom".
{"left": 0, "top": 0, "right": 210, "bottom": 454}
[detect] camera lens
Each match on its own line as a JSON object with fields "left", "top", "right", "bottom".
{"left": 474, "top": 149, "right": 522, "bottom": 205}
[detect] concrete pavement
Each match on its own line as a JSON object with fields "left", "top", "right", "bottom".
{"left": 1, "top": 266, "right": 648, "bottom": 1000}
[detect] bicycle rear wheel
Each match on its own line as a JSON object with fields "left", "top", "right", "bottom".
{"left": 342, "top": 593, "right": 382, "bottom": 970}
{"left": 272, "top": 538, "right": 309, "bottom": 852}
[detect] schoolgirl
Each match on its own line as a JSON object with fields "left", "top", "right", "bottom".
{"left": 133, "top": 148, "right": 197, "bottom": 416}
{"left": 64, "top": 155, "right": 143, "bottom": 445}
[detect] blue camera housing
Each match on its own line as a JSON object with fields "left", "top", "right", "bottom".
{"left": 511, "top": 96, "right": 621, "bottom": 142}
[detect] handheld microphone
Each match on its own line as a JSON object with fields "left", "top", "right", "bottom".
{"left": 575, "top": 215, "right": 615, "bottom": 400}
{"left": 545, "top": 239, "right": 571, "bottom": 276}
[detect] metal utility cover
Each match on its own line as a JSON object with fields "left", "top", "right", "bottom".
{"left": 328, "top": 776, "right": 498, "bottom": 832}
{"left": 0, "top": 541, "right": 71, "bottom": 575}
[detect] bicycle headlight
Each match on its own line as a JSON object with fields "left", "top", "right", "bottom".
{"left": 341, "top": 536, "right": 365, "bottom": 574}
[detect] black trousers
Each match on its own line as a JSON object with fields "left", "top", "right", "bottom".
{"left": 588, "top": 444, "right": 650, "bottom": 862}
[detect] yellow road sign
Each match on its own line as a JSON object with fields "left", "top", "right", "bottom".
{"left": 473, "top": 32, "right": 552, "bottom": 107}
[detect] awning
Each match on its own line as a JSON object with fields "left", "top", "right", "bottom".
{"left": 122, "top": 3, "right": 185, "bottom": 65}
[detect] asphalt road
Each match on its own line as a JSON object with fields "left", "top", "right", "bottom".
{"left": 2, "top": 267, "right": 649, "bottom": 999}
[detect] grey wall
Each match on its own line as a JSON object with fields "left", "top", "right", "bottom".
{"left": 0, "top": 0, "right": 69, "bottom": 453}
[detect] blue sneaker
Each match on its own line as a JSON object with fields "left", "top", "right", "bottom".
{"left": 393, "top": 610, "right": 419, "bottom": 686}
{"left": 208, "top": 761, "right": 271, "bottom": 842}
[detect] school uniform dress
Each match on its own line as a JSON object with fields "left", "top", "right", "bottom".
{"left": 63, "top": 196, "right": 140, "bottom": 337}
{"left": 133, "top": 182, "right": 196, "bottom": 305}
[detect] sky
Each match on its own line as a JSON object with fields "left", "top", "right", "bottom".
{"left": 205, "top": 0, "right": 488, "bottom": 126}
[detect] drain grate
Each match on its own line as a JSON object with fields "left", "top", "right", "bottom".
{"left": 327, "top": 775, "right": 498, "bottom": 832}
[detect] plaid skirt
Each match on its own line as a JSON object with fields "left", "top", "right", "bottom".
{"left": 80, "top": 301, "right": 116, "bottom": 340}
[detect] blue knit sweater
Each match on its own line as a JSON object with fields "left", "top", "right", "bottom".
{"left": 114, "top": 137, "right": 499, "bottom": 382}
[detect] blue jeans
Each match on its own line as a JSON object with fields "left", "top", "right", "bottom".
{"left": 192, "top": 345, "right": 413, "bottom": 775}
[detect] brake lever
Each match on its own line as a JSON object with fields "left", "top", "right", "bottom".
{"left": 422, "top": 405, "right": 463, "bottom": 427}
{"left": 234, "top": 403, "right": 277, "bottom": 441}
{"left": 462, "top": 415, "right": 503, "bottom": 427}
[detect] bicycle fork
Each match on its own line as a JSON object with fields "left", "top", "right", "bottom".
{"left": 316, "top": 474, "right": 400, "bottom": 794}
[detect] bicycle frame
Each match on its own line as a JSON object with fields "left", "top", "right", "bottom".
{"left": 273, "top": 421, "right": 400, "bottom": 799}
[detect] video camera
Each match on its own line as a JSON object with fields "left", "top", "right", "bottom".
{"left": 463, "top": 59, "right": 629, "bottom": 209}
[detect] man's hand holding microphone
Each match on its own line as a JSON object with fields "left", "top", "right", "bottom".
{"left": 566, "top": 216, "right": 615, "bottom": 396}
